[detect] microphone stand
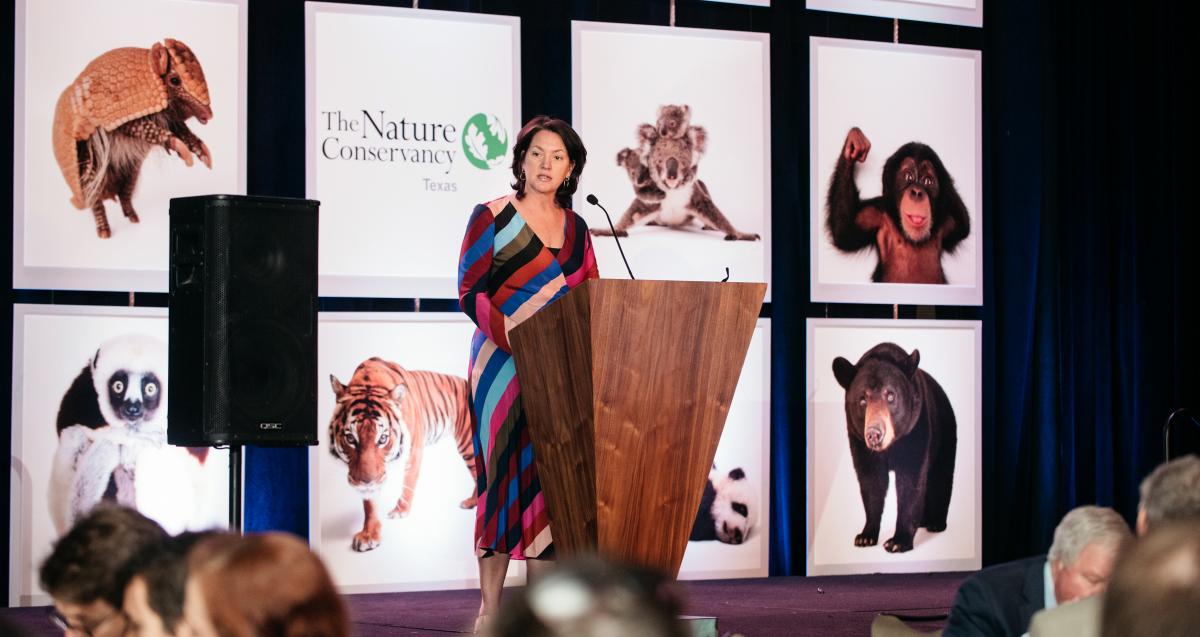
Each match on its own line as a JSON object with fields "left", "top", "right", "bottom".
{"left": 586, "top": 194, "right": 636, "bottom": 280}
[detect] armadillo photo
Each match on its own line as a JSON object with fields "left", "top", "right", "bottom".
{"left": 52, "top": 38, "right": 213, "bottom": 239}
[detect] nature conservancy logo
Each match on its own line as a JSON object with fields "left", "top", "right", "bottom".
{"left": 318, "top": 109, "right": 509, "bottom": 178}
{"left": 461, "top": 113, "right": 509, "bottom": 170}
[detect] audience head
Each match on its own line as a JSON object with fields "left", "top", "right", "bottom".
{"left": 1046, "top": 505, "right": 1132, "bottom": 604}
{"left": 1101, "top": 519, "right": 1200, "bottom": 637}
{"left": 183, "top": 532, "right": 347, "bottom": 637}
{"left": 123, "top": 531, "right": 214, "bottom": 637}
{"left": 482, "top": 555, "right": 688, "bottom": 637}
{"left": 39, "top": 505, "right": 168, "bottom": 637}
{"left": 1136, "top": 454, "right": 1200, "bottom": 535}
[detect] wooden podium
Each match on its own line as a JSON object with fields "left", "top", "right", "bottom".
{"left": 509, "top": 279, "right": 765, "bottom": 578}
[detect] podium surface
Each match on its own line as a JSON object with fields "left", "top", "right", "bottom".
{"left": 509, "top": 278, "right": 765, "bottom": 577}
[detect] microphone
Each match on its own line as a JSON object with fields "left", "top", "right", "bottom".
{"left": 586, "top": 194, "right": 636, "bottom": 280}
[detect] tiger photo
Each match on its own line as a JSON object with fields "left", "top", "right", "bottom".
{"left": 329, "top": 357, "right": 478, "bottom": 552}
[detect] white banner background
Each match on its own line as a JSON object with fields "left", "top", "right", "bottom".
{"left": 307, "top": 4, "right": 520, "bottom": 298}
{"left": 573, "top": 22, "right": 771, "bottom": 298}
{"left": 679, "top": 319, "right": 771, "bottom": 580}
{"left": 806, "top": 318, "right": 981, "bottom": 576}
{"left": 312, "top": 313, "right": 770, "bottom": 591}
{"left": 9, "top": 306, "right": 229, "bottom": 606}
{"left": 311, "top": 313, "right": 521, "bottom": 592}
{"left": 810, "top": 38, "right": 982, "bottom": 305}
{"left": 14, "top": 0, "right": 246, "bottom": 292}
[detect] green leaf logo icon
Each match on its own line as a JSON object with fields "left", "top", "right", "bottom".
{"left": 462, "top": 113, "right": 509, "bottom": 170}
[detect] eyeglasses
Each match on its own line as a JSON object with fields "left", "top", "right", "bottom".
{"left": 47, "top": 606, "right": 125, "bottom": 637}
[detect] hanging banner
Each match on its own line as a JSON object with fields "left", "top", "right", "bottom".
{"left": 307, "top": 3, "right": 520, "bottom": 298}
{"left": 810, "top": 37, "right": 982, "bottom": 305}
{"left": 573, "top": 21, "right": 771, "bottom": 298}
{"left": 10, "top": 305, "right": 229, "bottom": 606}
{"left": 806, "top": 318, "right": 981, "bottom": 575}
{"left": 13, "top": 0, "right": 246, "bottom": 292}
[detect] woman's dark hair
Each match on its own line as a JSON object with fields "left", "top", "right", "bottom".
{"left": 39, "top": 504, "right": 168, "bottom": 608}
{"left": 510, "top": 116, "right": 587, "bottom": 209}
{"left": 133, "top": 531, "right": 216, "bottom": 632}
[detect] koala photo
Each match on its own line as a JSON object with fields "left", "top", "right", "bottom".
{"left": 690, "top": 466, "right": 759, "bottom": 545}
{"left": 49, "top": 333, "right": 214, "bottom": 535}
{"left": 592, "top": 104, "right": 760, "bottom": 242}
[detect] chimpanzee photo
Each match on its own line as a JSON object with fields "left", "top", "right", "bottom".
{"left": 825, "top": 127, "right": 970, "bottom": 284}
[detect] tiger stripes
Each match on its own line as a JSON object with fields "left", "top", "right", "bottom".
{"left": 329, "top": 357, "right": 477, "bottom": 552}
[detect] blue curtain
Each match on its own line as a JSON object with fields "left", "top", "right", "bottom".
{"left": 983, "top": 0, "right": 1199, "bottom": 562}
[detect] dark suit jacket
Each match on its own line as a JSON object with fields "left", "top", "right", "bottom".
{"left": 943, "top": 555, "right": 1047, "bottom": 637}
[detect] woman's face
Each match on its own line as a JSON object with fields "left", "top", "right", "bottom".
{"left": 521, "top": 129, "right": 574, "bottom": 198}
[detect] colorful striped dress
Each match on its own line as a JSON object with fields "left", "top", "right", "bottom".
{"left": 457, "top": 199, "right": 600, "bottom": 559}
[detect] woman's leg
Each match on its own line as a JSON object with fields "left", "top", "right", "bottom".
{"left": 477, "top": 552, "right": 511, "bottom": 624}
{"left": 525, "top": 556, "right": 555, "bottom": 585}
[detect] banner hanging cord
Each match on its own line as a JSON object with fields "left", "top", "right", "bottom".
{"left": 894, "top": 18, "right": 900, "bottom": 44}
{"left": 670, "top": 0, "right": 676, "bottom": 27}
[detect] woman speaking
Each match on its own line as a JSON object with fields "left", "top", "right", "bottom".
{"left": 456, "top": 116, "right": 600, "bottom": 629}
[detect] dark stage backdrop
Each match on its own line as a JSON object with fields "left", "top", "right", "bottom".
{"left": 2, "top": 1, "right": 1196, "bottom": 601}
{"left": 984, "top": 0, "right": 1199, "bottom": 562}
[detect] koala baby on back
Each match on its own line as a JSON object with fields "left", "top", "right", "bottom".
{"left": 593, "top": 105, "right": 760, "bottom": 242}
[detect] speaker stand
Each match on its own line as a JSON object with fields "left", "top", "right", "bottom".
{"left": 229, "top": 445, "right": 243, "bottom": 531}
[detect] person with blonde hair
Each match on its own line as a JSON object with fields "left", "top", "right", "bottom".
{"left": 182, "top": 532, "right": 348, "bottom": 637}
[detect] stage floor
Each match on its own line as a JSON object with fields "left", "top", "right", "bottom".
{"left": 1, "top": 571, "right": 968, "bottom": 636}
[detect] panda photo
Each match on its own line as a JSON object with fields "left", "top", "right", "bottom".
{"left": 689, "top": 466, "right": 759, "bottom": 545}
{"left": 48, "top": 333, "right": 216, "bottom": 534}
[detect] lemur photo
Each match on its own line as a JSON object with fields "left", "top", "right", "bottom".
{"left": 14, "top": 0, "right": 244, "bottom": 292}
{"left": 573, "top": 22, "right": 771, "bottom": 295}
{"left": 806, "top": 319, "right": 981, "bottom": 577}
{"left": 809, "top": 37, "right": 982, "bottom": 306}
{"left": 9, "top": 306, "right": 228, "bottom": 606}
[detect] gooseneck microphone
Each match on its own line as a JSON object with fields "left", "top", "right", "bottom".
{"left": 586, "top": 194, "right": 636, "bottom": 280}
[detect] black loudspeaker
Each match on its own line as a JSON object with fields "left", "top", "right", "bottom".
{"left": 168, "top": 195, "right": 319, "bottom": 447}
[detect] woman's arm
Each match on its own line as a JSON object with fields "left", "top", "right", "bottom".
{"left": 458, "top": 204, "right": 513, "bottom": 352}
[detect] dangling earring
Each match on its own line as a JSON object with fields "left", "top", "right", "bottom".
{"left": 561, "top": 176, "right": 572, "bottom": 189}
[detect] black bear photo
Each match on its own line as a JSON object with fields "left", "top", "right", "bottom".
{"left": 832, "top": 342, "right": 957, "bottom": 553}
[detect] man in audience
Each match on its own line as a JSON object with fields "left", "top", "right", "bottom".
{"left": 1029, "top": 454, "right": 1200, "bottom": 636}
{"left": 123, "top": 532, "right": 213, "bottom": 637}
{"left": 1100, "top": 518, "right": 1200, "bottom": 637}
{"left": 943, "top": 505, "right": 1131, "bottom": 636}
{"left": 39, "top": 505, "right": 168, "bottom": 637}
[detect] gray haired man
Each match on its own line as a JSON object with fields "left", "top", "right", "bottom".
{"left": 944, "top": 505, "right": 1131, "bottom": 637}
{"left": 1029, "top": 454, "right": 1200, "bottom": 637}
